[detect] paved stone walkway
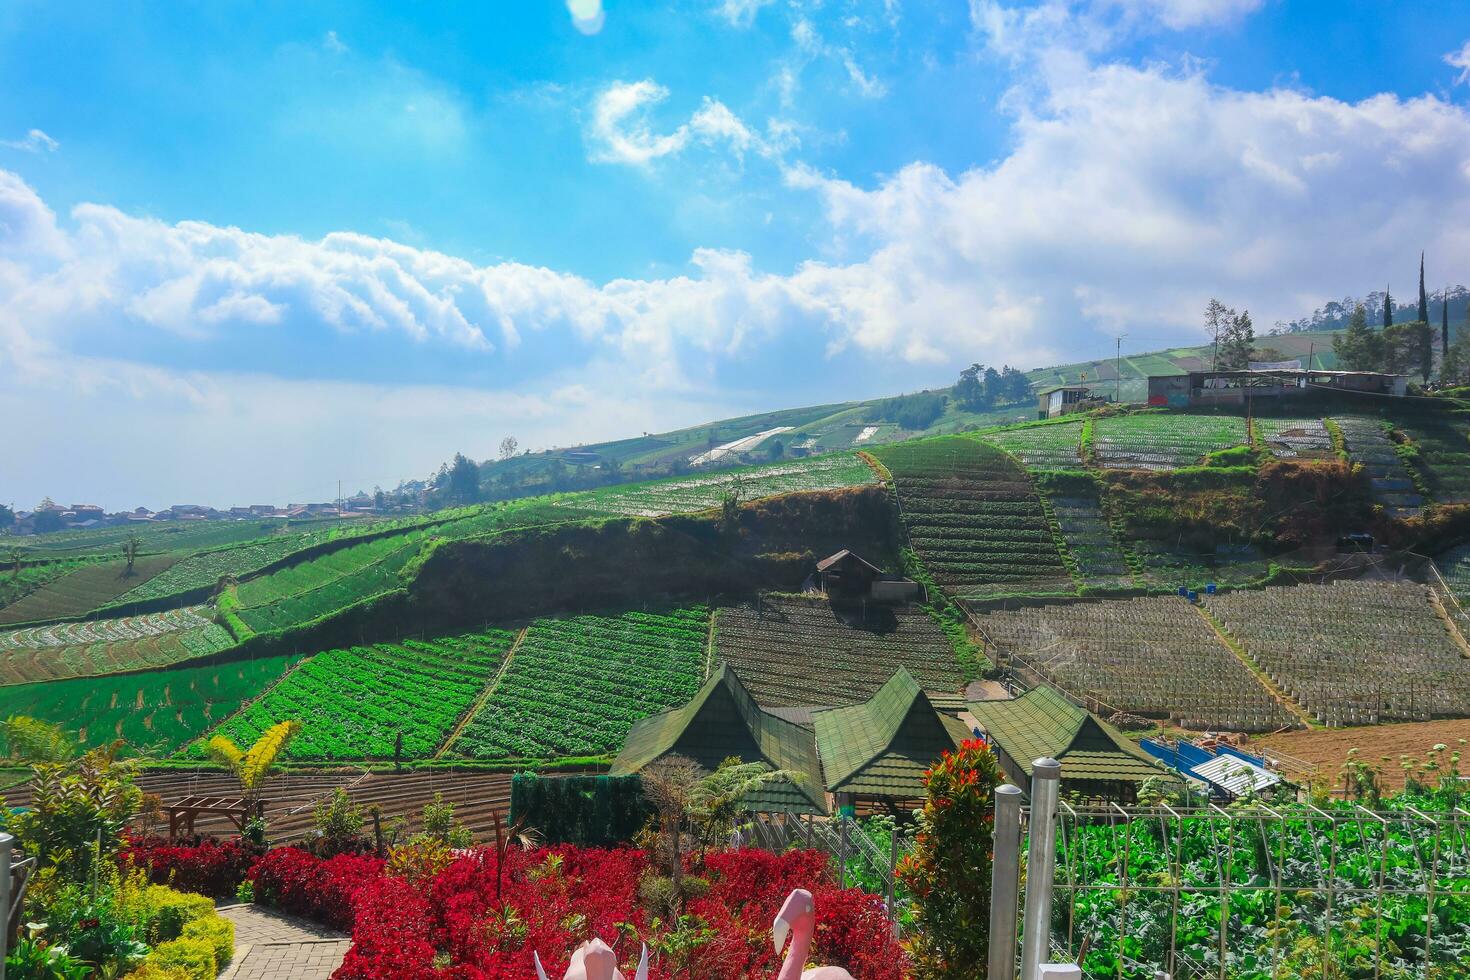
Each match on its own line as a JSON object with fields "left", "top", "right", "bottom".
{"left": 217, "top": 904, "right": 350, "bottom": 980}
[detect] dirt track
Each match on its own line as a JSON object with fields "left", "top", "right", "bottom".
{"left": 1254, "top": 718, "right": 1470, "bottom": 789}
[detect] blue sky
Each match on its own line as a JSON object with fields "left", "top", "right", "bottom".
{"left": 4, "top": 0, "right": 1470, "bottom": 508}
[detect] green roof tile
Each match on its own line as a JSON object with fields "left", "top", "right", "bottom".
{"left": 813, "top": 668, "right": 969, "bottom": 797}
{"left": 967, "top": 685, "right": 1164, "bottom": 784}
{"left": 610, "top": 664, "right": 827, "bottom": 814}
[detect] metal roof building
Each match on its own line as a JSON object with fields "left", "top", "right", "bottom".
{"left": 812, "top": 667, "right": 970, "bottom": 805}
{"left": 610, "top": 663, "right": 828, "bottom": 814}
{"left": 967, "top": 684, "right": 1168, "bottom": 801}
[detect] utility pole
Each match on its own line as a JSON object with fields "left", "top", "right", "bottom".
{"left": 337, "top": 479, "right": 342, "bottom": 528}
{"left": 1114, "top": 335, "right": 1125, "bottom": 403}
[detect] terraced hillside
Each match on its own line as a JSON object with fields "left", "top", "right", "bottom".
{"left": 980, "top": 421, "right": 1084, "bottom": 469}
{"left": 0, "top": 610, "right": 234, "bottom": 685}
{"left": 452, "top": 608, "right": 709, "bottom": 759}
{"left": 235, "top": 536, "right": 424, "bottom": 632}
{"left": 0, "top": 653, "right": 298, "bottom": 753}
{"left": 1333, "top": 416, "right": 1423, "bottom": 515}
{"left": 712, "top": 596, "right": 964, "bottom": 707}
{"left": 1392, "top": 410, "right": 1470, "bottom": 503}
{"left": 204, "top": 630, "right": 515, "bottom": 760}
{"left": 1041, "top": 487, "right": 1134, "bottom": 589}
{"left": 1254, "top": 416, "right": 1334, "bottom": 460}
{"left": 553, "top": 453, "right": 878, "bottom": 519}
{"left": 975, "top": 596, "right": 1297, "bottom": 732}
{"left": 1202, "top": 581, "right": 1470, "bottom": 726}
{"left": 870, "top": 437, "right": 1072, "bottom": 599}
{"left": 1093, "top": 413, "right": 1248, "bottom": 470}
{"left": 0, "top": 555, "right": 184, "bottom": 624}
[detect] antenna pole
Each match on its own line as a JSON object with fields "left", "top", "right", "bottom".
{"left": 1115, "top": 335, "right": 1122, "bottom": 403}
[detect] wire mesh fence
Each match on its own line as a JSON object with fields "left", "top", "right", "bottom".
{"left": 1009, "top": 797, "right": 1470, "bottom": 979}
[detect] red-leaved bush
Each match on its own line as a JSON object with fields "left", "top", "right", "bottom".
{"left": 121, "top": 835, "right": 255, "bottom": 898}
{"left": 254, "top": 844, "right": 907, "bottom": 979}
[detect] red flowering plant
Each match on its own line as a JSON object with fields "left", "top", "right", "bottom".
{"left": 120, "top": 833, "right": 255, "bottom": 898}
{"left": 248, "top": 846, "right": 386, "bottom": 931}
{"left": 895, "top": 738, "right": 1001, "bottom": 979}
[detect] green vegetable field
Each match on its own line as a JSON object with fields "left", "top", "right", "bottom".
{"left": 0, "top": 653, "right": 298, "bottom": 753}
{"left": 0, "top": 620, "right": 236, "bottom": 686}
{"left": 452, "top": 607, "right": 709, "bottom": 759}
{"left": 1093, "top": 412, "right": 1249, "bottom": 470}
{"left": 981, "top": 420, "right": 1084, "bottom": 469}
{"left": 235, "top": 538, "right": 422, "bottom": 632}
{"left": 204, "top": 630, "right": 516, "bottom": 759}
{"left": 870, "top": 437, "right": 1072, "bottom": 599}
{"left": 0, "top": 554, "right": 185, "bottom": 625}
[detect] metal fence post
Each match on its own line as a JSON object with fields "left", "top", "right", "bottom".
{"left": 1020, "top": 758, "right": 1062, "bottom": 980}
{"left": 989, "top": 784, "right": 1025, "bottom": 980}
{"left": 0, "top": 831, "right": 12, "bottom": 980}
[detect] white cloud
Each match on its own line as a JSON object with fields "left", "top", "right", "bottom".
{"left": 1448, "top": 40, "right": 1470, "bottom": 86}
{"left": 716, "top": 0, "right": 777, "bottom": 27}
{"left": 322, "top": 30, "right": 348, "bottom": 53}
{"left": 1, "top": 128, "right": 59, "bottom": 153}
{"left": 586, "top": 80, "right": 793, "bottom": 166}
{"left": 567, "top": 0, "right": 606, "bottom": 35}
{"left": 841, "top": 52, "right": 888, "bottom": 98}
{"left": 972, "top": 0, "right": 1263, "bottom": 58}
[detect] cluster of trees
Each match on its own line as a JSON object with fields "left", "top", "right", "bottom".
{"left": 952, "top": 363, "right": 1032, "bottom": 412}
{"left": 1333, "top": 301, "right": 1436, "bottom": 381}
{"left": 1204, "top": 299, "right": 1256, "bottom": 370}
{"left": 1275, "top": 285, "right": 1468, "bottom": 335}
{"left": 874, "top": 391, "right": 948, "bottom": 430}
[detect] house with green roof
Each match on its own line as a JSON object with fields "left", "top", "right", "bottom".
{"left": 609, "top": 663, "right": 828, "bottom": 814}
{"left": 813, "top": 667, "right": 970, "bottom": 809}
{"left": 967, "top": 684, "right": 1169, "bottom": 801}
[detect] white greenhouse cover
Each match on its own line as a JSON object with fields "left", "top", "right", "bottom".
{"left": 1193, "top": 754, "right": 1280, "bottom": 796}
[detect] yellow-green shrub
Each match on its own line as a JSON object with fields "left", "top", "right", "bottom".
{"left": 126, "top": 965, "right": 193, "bottom": 980}
{"left": 182, "top": 915, "right": 234, "bottom": 969}
{"left": 144, "top": 937, "right": 217, "bottom": 980}
{"left": 122, "top": 884, "right": 214, "bottom": 943}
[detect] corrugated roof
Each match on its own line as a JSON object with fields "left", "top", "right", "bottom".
{"left": 967, "top": 685, "right": 1165, "bottom": 784}
{"left": 815, "top": 549, "right": 882, "bottom": 574}
{"left": 1191, "top": 754, "right": 1281, "bottom": 797}
{"left": 813, "top": 668, "right": 969, "bottom": 797}
{"left": 610, "top": 664, "right": 827, "bottom": 814}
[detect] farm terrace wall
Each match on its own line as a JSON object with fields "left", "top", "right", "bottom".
{"left": 409, "top": 486, "right": 898, "bottom": 628}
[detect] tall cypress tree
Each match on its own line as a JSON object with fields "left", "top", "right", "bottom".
{"left": 1383, "top": 286, "right": 1393, "bottom": 328}
{"left": 1443, "top": 287, "right": 1451, "bottom": 356}
{"left": 1419, "top": 253, "right": 1429, "bottom": 324}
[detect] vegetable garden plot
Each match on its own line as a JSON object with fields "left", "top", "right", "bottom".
{"left": 1253, "top": 416, "right": 1333, "bottom": 459}
{"left": 0, "top": 605, "right": 215, "bottom": 651}
{"left": 0, "top": 554, "right": 184, "bottom": 625}
{"left": 235, "top": 537, "right": 423, "bottom": 632}
{"left": 1038, "top": 797, "right": 1470, "bottom": 980}
{"left": 869, "top": 437, "right": 1073, "bottom": 599}
{"left": 1093, "top": 413, "right": 1248, "bottom": 470}
{"left": 975, "top": 596, "right": 1295, "bottom": 731}
{"left": 1332, "top": 415, "right": 1423, "bottom": 516}
{"left": 712, "top": 596, "right": 964, "bottom": 707}
{"left": 0, "top": 621, "right": 235, "bottom": 686}
{"left": 1392, "top": 412, "right": 1470, "bottom": 503}
{"left": 453, "top": 607, "right": 708, "bottom": 759}
{"left": 109, "top": 535, "right": 331, "bottom": 605}
{"left": 980, "top": 421, "right": 1084, "bottom": 469}
{"left": 1046, "top": 495, "right": 1133, "bottom": 588}
{"left": 0, "top": 653, "right": 297, "bottom": 753}
{"left": 555, "top": 453, "right": 878, "bottom": 519}
{"left": 1202, "top": 580, "right": 1470, "bottom": 726}
{"left": 0, "top": 560, "right": 90, "bottom": 612}
{"left": 236, "top": 533, "right": 416, "bottom": 607}
{"left": 206, "top": 630, "right": 516, "bottom": 760}
{"left": 1435, "top": 542, "right": 1470, "bottom": 605}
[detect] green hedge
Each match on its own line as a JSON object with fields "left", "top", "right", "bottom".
{"left": 510, "top": 773, "right": 651, "bottom": 845}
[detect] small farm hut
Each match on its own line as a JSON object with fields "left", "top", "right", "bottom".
{"left": 815, "top": 550, "right": 922, "bottom": 604}
{"left": 813, "top": 667, "right": 970, "bottom": 812}
{"left": 611, "top": 664, "right": 828, "bottom": 814}
{"left": 967, "top": 684, "right": 1168, "bottom": 802}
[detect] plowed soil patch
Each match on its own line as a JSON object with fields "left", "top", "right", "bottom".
{"left": 1254, "top": 718, "right": 1470, "bottom": 788}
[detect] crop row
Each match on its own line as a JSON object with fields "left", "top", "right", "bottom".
{"left": 1048, "top": 495, "right": 1133, "bottom": 587}
{"left": 1093, "top": 413, "right": 1248, "bottom": 470}
{"left": 1133, "top": 542, "right": 1270, "bottom": 590}
{"left": 557, "top": 454, "right": 878, "bottom": 519}
{"left": 1333, "top": 416, "right": 1423, "bottom": 516}
{"left": 1393, "top": 412, "right": 1470, "bottom": 503}
{"left": 0, "top": 555, "right": 185, "bottom": 626}
{"left": 204, "top": 631, "right": 516, "bottom": 760}
{"left": 981, "top": 421, "right": 1084, "bottom": 469}
{"left": 455, "top": 607, "right": 708, "bottom": 758}
{"left": 110, "top": 535, "right": 333, "bottom": 605}
{"left": 713, "top": 596, "right": 962, "bottom": 706}
{"left": 1253, "top": 416, "right": 1334, "bottom": 460}
{"left": 870, "top": 437, "right": 1071, "bottom": 599}
{"left": 0, "top": 623, "right": 235, "bottom": 687}
{"left": 0, "top": 654, "right": 298, "bottom": 754}
{"left": 236, "top": 533, "right": 416, "bottom": 607}
{"left": 236, "top": 540, "right": 421, "bottom": 633}
{"left": 1204, "top": 580, "right": 1470, "bottom": 726}
{"left": 976, "top": 596, "right": 1295, "bottom": 731}
{"left": 0, "top": 605, "right": 215, "bottom": 651}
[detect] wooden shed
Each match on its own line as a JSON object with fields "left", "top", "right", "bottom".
{"left": 813, "top": 667, "right": 969, "bottom": 810}
{"left": 611, "top": 664, "right": 828, "bottom": 814}
{"left": 967, "top": 685, "right": 1168, "bottom": 802}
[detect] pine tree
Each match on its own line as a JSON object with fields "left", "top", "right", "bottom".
{"left": 1383, "top": 287, "right": 1393, "bottom": 329}
{"left": 1333, "top": 303, "right": 1382, "bottom": 371}
{"left": 1415, "top": 319, "right": 1434, "bottom": 382}
{"left": 1419, "top": 253, "right": 1429, "bottom": 325}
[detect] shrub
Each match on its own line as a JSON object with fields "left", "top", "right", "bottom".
{"left": 121, "top": 835, "right": 254, "bottom": 898}
{"left": 182, "top": 915, "right": 235, "bottom": 970}
{"left": 896, "top": 738, "right": 1002, "bottom": 980}
{"left": 125, "top": 884, "right": 215, "bottom": 944}
{"left": 144, "top": 937, "right": 217, "bottom": 980}
{"left": 126, "top": 965, "right": 193, "bottom": 980}
{"left": 249, "top": 847, "right": 385, "bottom": 931}
{"left": 312, "top": 787, "right": 368, "bottom": 857}
{"left": 510, "top": 773, "right": 651, "bottom": 845}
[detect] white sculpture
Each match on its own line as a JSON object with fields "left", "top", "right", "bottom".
{"left": 773, "top": 888, "right": 856, "bottom": 979}
{"left": 533, "top": 938, "right": 649, "bottom": 980}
